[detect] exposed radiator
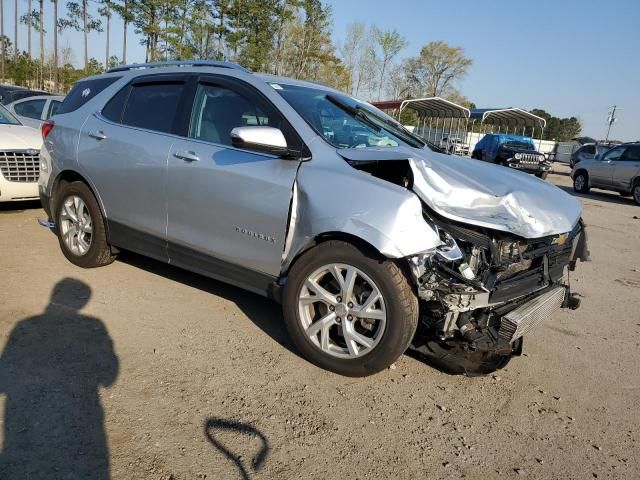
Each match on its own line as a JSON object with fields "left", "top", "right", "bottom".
{"left": 499, "top": 287, "right": 566, "bottom": 342}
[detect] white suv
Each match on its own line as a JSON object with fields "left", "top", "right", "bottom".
{"left": 0, "top": 104, "right": 42, "bottom": 202}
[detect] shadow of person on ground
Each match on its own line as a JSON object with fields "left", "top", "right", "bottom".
{"left": 0, "top": 278, "right": 119, "bottom": 479}
{"left": 204, "top": 417, "right": 270, "bottom": 480}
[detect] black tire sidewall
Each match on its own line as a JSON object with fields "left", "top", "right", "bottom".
{"left": 55, "top": 182, "right": 111, "bottom": 268}
{"left": 283, "top": 241, "right": 418, "bottom": 377}
{"left": 634, "top": 184, "right": 640, "bottom": 206}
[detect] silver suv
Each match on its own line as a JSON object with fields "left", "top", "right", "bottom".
{"left": 39, "top": 61, "right": 589, "bottom": 376}
{"left": 572, "top": 143, "right": 640, "bottom": 205}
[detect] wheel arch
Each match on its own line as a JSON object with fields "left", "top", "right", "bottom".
{"left": 573, "top": 168, "right": 589, "bottom": 184}
{"left": 52, "top": 170, "right": 109, "bottom": 235}
{"left": 282, "top": 231, "right": 383, "bottom": 278}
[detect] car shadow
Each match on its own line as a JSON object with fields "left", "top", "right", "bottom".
{"left": 0, "top": 199, "right": 42, "bottom": 213}
{"left": 117, "top": 252, "right": 296, "bottom": 356}
{"left": 0, "top": 278, "right": 118, "bottom": 479}
{"left": 555, "top": 185, "right": 635, "bottom": 206}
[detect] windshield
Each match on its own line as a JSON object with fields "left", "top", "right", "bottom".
{"left": 0, "top": 104, "right": 21, "bottom": 125}
{"left": 274, "top": 83, "right": 424, "bottom": 149}
{"left": 502, "top": 140, "right": 534, "bottom": 150}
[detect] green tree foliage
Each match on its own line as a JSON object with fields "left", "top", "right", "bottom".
{"left": 403, "top": 41, "right": 472, "bottom": 98}
{"left": 372, "top": 27, "right": 406, "bottom": 101}
{"left": 530, "top": 109, "right": 582, "bottom": 141}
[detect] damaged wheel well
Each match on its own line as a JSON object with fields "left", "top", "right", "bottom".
{"left": 288, "top": 232, "right": 383, "bottom": 270}
{"left": 281, "top": 231, "right": 417, "bottom": 291}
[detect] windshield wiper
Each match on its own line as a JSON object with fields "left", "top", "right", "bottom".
{"left": 326, "top": 94, "right": 426, "bottom": 148}
{"left": 326, "top": 95, "right": 383, "bottom": 132}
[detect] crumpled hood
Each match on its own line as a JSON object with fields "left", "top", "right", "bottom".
{"left": 339, "top": 146, "right": 582, "bottom": 239}
{"left": 0, "top": 124, "right": 42, "bottom": 150}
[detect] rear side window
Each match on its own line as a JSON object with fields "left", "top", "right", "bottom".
{"left": 14, "top": 99, "right": 46, "bottom": 119}
{"left": 117, "top": 82, "right": 184, "bottom": 134}
{"left": 582, "top": 145, "right": 595, "bottom": 154}
{"left": 48, "top": 100, "right": 61, "bottom": 118}
{"left": 57, "top": 76, "right": 121, "bottom": 114}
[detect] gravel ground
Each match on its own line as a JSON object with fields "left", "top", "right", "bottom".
{"left": 0, "top": 164, "right": 638, "bottom": 479}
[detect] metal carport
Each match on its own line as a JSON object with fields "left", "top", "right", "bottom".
{"left": 397, "top": 97, "right": 471, "bottom": 151}
{"left": 469, "top": 107, "right": 546, "bottom": 138}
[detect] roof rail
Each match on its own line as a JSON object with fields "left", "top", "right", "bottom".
{"left": 106, "top": 60, "right": 251, "bottom": 74}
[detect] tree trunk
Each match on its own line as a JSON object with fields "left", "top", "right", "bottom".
{"left": 122, "top": 0, "right": 127, "bottom": 63}
{"left": 39, "top": 0, "right": 43, "bottom": 88}
{"left": 377, "top": 58, "right": 387, "bottom": 101}
{"left": 105, "top": 1, "right": 110, "bottom": 68}
{"left": 53, "top": 0, "right": 58, "bottom": 90}
{"left": 83, "top": 0, "right": 88, "bottom": 69}
{"left": 13, "top": 0, "right": 17, "bottom": 60}
{"left": 27, "top": 0, "right": 32, "bottom": 57}
{"left": 1, "top": 0, "right": 4, "bottom": 81}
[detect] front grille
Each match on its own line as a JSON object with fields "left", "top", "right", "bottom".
{"left": 0, "top": 150, "right": 40, "bottom": 182}
{"left": 498, "top": 287, "right": 566, "bottom": 342}
{"left": 518, "top": 153, "right": 541, "bottom": 164}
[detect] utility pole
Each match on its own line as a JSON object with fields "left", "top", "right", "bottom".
{"left": 605, "top": 105, "right": 617, "bottom": 142}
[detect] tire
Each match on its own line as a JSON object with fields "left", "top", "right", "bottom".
{"left": 573, "top": 171, "right": 590, "bottom": 193}
{"left": 535, "top": 171, "right": 549, "bottom": 180}
{"left": 633, "top": 183, "right": 640, "bottom": 206}
{"left": 282, "top": 240, "right": 418, "bottom": 377}
{"left": 54, "top": 181, "right": 116, "bottom": 268}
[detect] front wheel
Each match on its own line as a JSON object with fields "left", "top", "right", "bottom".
{"left": 282, "top": 240, "right": 418, "bottom": 376}
{"left": 535, "top": 171, "right": 549, "bottom": 180}
{"left": 55, "top": 181, "right": 116, "bottom": 268}
{"left": 633, "top": 184, "right": 640, "bottom": 206}
{"left": 573, "top": 172, "right": 590, "bottom": 193}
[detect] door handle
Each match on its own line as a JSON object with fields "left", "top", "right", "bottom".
{"left": 173, "top": 150, "right": 200, "bottom": 162}
{"left": 88, "top": 130, "right": 107, "bottom": 140}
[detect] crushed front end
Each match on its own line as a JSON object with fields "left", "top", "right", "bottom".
{"left": 407, "top": 206, "right": 589, "bottom": 375}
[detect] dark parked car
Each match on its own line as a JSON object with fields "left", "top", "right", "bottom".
{"left": 472, "top": 134, "right": 551, "bottom": 179}
{"left": 569, "top": 143, "right": 616, "bottom": 168}
{"left": 0, "top": 84, "right": 51, "bottom": 105}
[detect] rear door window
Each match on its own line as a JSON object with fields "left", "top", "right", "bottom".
{"left": 57, "top": 76, "right": 121, "bottom": 114}
{"left": 120, "top": 82, "right": 185, "bottom": 134}
{"left": 14, "top": 99, "right": 47, "bottom": 119}
{"left": 622, "top": 145, "right": 640, "bottom": 162}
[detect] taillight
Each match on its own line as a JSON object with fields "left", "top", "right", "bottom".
{"left": 41, "top": 120, "right": 55, "bottom": 139}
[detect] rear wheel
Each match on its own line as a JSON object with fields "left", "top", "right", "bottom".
{"left": 633, "top": 183, "right": 640, "bottom": 206}
{"left": 283, "top": 240, "right": 418, "bottom": 376}
{"left": 54, "top": 181, "right": 116, "bottom": 268}
{"left": 573, "top": 171, "right": 590, "bottom": 193}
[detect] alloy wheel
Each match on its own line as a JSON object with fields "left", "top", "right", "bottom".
{"left": 297, "top": 263, "right": 387, "bottom": 359}
{"left": 59, "top": 195, "right": 93, "bottom": 256}
{"left": 575, "top": 175, "right": 585, "bottom": 191}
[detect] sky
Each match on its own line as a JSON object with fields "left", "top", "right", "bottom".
{"left": 2, "top": 0, "right": 639, "bottom": 140}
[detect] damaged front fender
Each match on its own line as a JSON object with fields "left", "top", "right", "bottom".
{"left": 281, "top": 161, "right": 441, "bottom": 272}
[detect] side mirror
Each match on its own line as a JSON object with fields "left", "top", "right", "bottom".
{"left": 230, "top": 126, "right": 292, "bottom": 158}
